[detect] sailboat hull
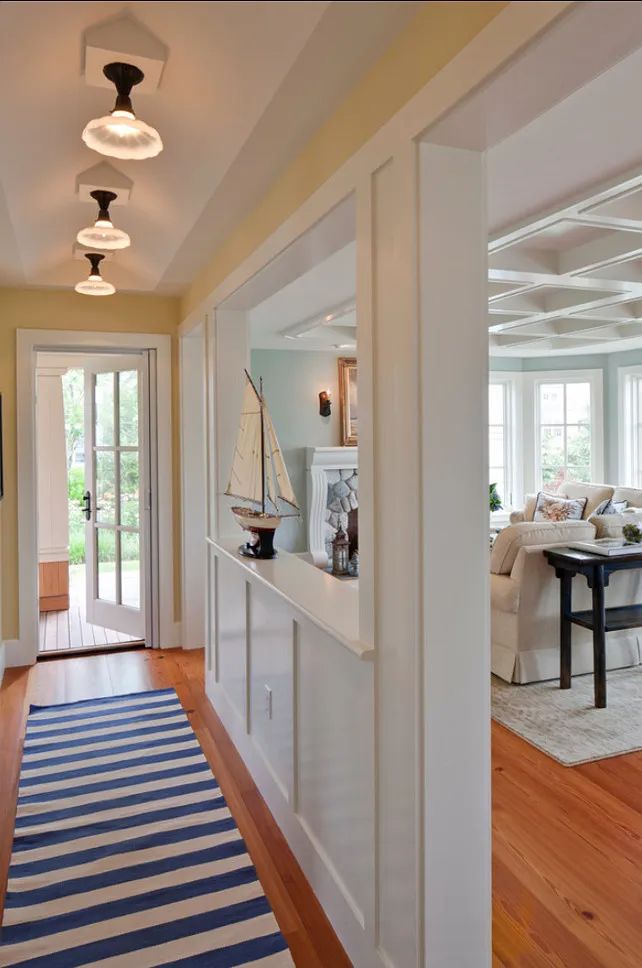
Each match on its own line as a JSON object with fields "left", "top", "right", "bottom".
{"left": 231, "top": 506, "right": 279, "bottom": 559}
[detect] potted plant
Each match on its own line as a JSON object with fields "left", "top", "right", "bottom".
{"left": 489, "top": 483, "right": 502, "bottom": 513}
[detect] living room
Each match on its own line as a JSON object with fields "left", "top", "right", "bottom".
{"left": 486, "top": 95, "right": 642, "bottom": 740}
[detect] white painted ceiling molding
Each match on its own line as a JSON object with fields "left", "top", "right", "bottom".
{"left": 488, "top": 165, "right": 642, "bottom": 357}
{"left": 76, "top": 162, "right": 133, "bottom": 205}
{"left": 83, "top": 13, "right": 168, "bottom": 93}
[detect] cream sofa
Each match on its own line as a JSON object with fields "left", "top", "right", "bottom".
{"left": 491, "top": 482, "right": 642, "bottom": 683}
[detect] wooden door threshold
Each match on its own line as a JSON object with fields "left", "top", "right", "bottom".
{"left": 37, "top": 641, "right": 146, "bottom": 660}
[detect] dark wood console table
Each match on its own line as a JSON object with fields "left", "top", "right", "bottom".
{"left": 544, "top": 547, "right": 642, "bottom": 708}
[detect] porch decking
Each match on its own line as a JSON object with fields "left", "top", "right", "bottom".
{"left": 38, "top": 563, "right": 141, "bottom": 653}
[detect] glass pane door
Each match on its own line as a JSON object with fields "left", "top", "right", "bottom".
{"left": 85, "top": 359, "right": 146, "bottom": 638}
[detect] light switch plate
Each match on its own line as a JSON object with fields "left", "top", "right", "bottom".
{"left": 264, "top": 685, "right": 273, "bottom": 720}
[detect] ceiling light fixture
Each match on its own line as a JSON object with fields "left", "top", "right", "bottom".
{"left": 76, "top": 190, "right": 130, "bottom": 250}
{"left": 74, "top": 253, "right": 116, "bottom": 296}
{"left": 82, "top": 62, "right": 163, "bottom": 160}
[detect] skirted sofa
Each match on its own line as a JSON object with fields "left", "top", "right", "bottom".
{"left": 491, "top": 481, "right": 642, "bottom": 683}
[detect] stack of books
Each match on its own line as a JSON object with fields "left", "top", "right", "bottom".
{"left": 568, "top": 538, "right": 642, "bottom": 557}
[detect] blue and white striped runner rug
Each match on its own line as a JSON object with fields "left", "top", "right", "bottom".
{"left": 0, "top": 688, "right": 293, "bottom": 967}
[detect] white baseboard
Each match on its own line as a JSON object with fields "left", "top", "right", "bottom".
{"left": 4, "top": 640, "right": 30, "bottom": 669}
{"left": 0, "top": 643, "right": 5, "bottom": 685}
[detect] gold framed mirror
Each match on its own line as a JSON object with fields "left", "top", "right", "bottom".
{"left": 338, "top": 357, "right": 357, "bottom": 446}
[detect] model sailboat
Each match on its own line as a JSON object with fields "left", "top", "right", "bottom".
{"left": 226, "top": 370, "right": 299, "bottom": 559}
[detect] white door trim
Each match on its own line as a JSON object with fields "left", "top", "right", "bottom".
{"left": 15, "top": 328, "right": 174, "bottom": 666}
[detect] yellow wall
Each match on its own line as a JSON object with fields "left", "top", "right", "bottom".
{"left": 182, "top": 0, "right": 508, "bottom": 316}
{"left": 0, "top": 287, "right": 180, "bottom": 641}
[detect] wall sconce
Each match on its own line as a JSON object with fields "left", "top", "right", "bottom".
{"left": 319, "top": 389, "right": 332, "bottom": 417}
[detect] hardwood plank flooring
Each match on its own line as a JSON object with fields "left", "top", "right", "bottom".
{"left": 38, "top": 606, "right": 139, "bottom": 653}
{"left": 492, "top": 721, "right": 642, "bottom": 967}
{"left": 2, "top": 649, "right": 641, "bottom": 965}
{"left": 0, "top": 649, "right": 350, "bottom": 968}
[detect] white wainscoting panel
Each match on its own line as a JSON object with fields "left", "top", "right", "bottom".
{"left": 296, "top": 618, "right": 374, "bottom": 929}
{"left": 216, "top": 553, "right": 249, "bottom": 728}
{"left": 249, "top": 582, "right": 294, "bottom": 801}
{"left": 206, "top": 541, "right": 376, "bottom": 966}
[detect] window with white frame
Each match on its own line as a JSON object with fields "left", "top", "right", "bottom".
{"left": 489, "top": 378, "right": 516, "bottom": 508}
{"left": 620, "top": 367, "right": 642, "bottom": 487}
{"left": 534, "top": 373, "right": 602, "bottom": 489}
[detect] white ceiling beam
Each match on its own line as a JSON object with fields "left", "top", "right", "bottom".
{"left": 487, "top": 280, "right": 530, "bottom": 300}
{"left": 558, "top": 229, "right": 642, "bottom": 275}
{"left": 493, "top": 333, "right": 543, "bottom": 347}
{"left": 570, "top": 302, "right": 641, "bottom": 322}
{"left": 547, "top": 336, "right": 611, "bottom": 350}
{"left": 616, "top": 322, "right": 642, "bottom": 338}
{"left": 580, "top": 187, "right": 642, "bottom": 222}
{"left": 586, "top": 258, "right": 642, "bottom": 285}
{"left": 553, "top": 317, "right": 614, "bottom": 337}
{"left": 488, "top": 248, "right": 557, "bottom": 274}
{"left": 487, "top": 289, "right": 548, "bottom": 314}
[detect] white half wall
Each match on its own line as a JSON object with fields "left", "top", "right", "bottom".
{"left": 180, "top": 323, "right": 207, "bottom": 650}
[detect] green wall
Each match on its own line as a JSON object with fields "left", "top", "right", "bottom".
{"left": 251, "top": 349, "right": 345, "bottom": 552}
{"left": 491, "top": 350, "right": 642, "bottom": 482}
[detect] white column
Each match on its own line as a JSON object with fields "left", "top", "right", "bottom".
{"left": 358, "top": 141, "right": 490, "bottom": 967}
{"left": 419, "top": 143, "right": 490, "bottom": 966}
{"left": 209, "top": 309, "right": 250, "bottom": 541}
{"left": 180, "top": 323, "right": 207, "bottom": 650}
{"left": 359, "top": 144, "right": 423, "bottom": 966}
{"left": 36, "top": 367, "right": 69, "bottom": 563}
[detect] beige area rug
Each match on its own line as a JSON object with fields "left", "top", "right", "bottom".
{"left": 492, "top": 668, "right": 642, "bottom": 766}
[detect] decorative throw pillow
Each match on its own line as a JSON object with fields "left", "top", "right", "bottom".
{"left": 594, "top": 498, "right": 628, "bottom": 515}
{"left": 533, "top": 491, "right": 588, "bottom": 522}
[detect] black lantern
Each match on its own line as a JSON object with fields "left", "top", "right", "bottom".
{"left": 332, "top": 525, "right": 350, "bottom": 575}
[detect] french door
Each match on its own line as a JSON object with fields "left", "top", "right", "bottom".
{"left": 84, "top": 355, "right": 149, "bottom": 639}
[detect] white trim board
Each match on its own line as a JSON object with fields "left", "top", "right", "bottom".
{"left": 14, "top": 329, "right": 176, "bottom": 668}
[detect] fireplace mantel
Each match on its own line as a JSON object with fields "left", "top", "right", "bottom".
{"left": 306, "top": 446, "right": 358, "bottom": 567}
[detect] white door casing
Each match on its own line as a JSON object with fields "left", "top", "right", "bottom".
{"left": 15, "top": 329, "right": 174, "bottom": 667}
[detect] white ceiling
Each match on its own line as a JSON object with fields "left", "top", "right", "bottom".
{"left": 249, "top": 242, "right": 356, "bottom": 351}
{"left": 0, "top": 0, "right": 422, "bottom": 295}
{"left": 485, "top": 35, "right": 642, "bottom": 358}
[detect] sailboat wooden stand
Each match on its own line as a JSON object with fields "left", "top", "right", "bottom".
{"left": 226, "top": 371, "right": 299, "bottom": 559}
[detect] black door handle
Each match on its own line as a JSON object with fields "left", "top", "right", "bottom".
{"left": 82, "top": 490, "right": 92, "bottom": 521}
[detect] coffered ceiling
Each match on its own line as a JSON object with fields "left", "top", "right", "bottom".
{"left": 489, "top": 170, "right": 642, "bottom": 356}
{"left": 0, "top": 0, "right": 422, "bottom": 295}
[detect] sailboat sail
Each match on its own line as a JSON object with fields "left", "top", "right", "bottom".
{"left": 225, "top": 373, "right": 299, "bottom": 513}
{"left": 225, "top": 380, "right": 263, "bottom": 504}
{"left": 264, "top": 409, "right": 298, "bottom": 508}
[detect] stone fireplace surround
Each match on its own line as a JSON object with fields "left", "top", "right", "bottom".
{"left": 306, "top": 446, "right": 358, "bottom": 567}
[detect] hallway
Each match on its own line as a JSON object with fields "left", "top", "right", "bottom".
{"left": 0, "top": 649, "right": 350, "bottom": 967}
{"left": 2, "top": 649, "right": 642, "bottom": 965}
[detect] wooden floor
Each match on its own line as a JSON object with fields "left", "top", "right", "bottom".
{"left": 38, "top": 607, "right": 139, "bottom": 652}
{"left": 0, "top": 648, "right": 349, "bottom": 968}
{"left": 2, "top": 650, "right": 641, "bottom": 966}
{"left": 492, "top": 722, "right": 642, "bottom": 967}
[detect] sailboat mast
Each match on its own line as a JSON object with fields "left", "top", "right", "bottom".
{"left": 259, "top": 376, "right": 266, "bottom": 514}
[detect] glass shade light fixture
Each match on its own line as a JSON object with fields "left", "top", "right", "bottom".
{"left": 82, "top": 62, "right": 163, "bottom": 160}
{"left": 76, "top": 190, "right": 130, "bottom": 250}
{"left": 74, "top": 252, "right": 116, "bottom": 296}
